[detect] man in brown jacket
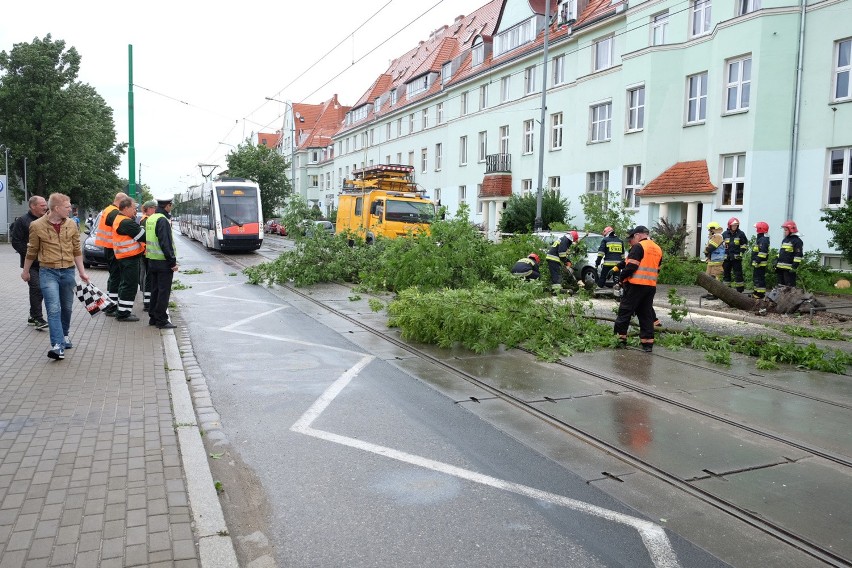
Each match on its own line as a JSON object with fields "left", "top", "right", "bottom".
{"left": 21, "top": 193, "right": 90, "bottom": 360}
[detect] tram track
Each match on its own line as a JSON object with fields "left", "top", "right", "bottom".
{"left": 210, "top": 247, "right": 851, "bottom": 567}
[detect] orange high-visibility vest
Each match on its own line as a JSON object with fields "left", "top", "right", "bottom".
{"left": 94, "top": 205, "right": 117, "bottom": 249}
{"left": 624, "top": 239, "right": 662, "bottom": 286}
{"left": 112, "top": 214, "right": 144, "bottom": 259}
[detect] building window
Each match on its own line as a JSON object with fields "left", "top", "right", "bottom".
{"left": 385, "top": 122, "right": 391, "bottom": 140}
{"left": 397, "top": 118, "right": 403, "bottom": 137}
{"left": 590, "top": 102, "right": 612, "bottom": 142}
{"left": 726, "top": 56, "right": 751, "bottom": 113}
{"left": 460, "top": 136, "right": 468, "bottom": 166}
{"left": 472, "top": 42, "right": 485, "bottom": 67}
{"left": 309, "top": 175, "right": 319, "bottom": 187}
{"left": 550, "top": 112, "right": 563, "bottom": 150}
{"left": 651, "top": 12, "right": 669, "bottom": 46}
{"left": 478, "top": 131, "right": 488, "bottom": 162}
{"left": 369, "top": 128, "right": 375, "bottom": 145}
{"left": 593, "top": 36, "right": 614, "bottom": 72}
{"left": 345, "top": 138, "right": 350, "bottom": 153}
{"left": 548, "top": 176, "right": 561, "bottom": 198}
{"left": 386, "top": 155, "right": 391, "bottom": 164}
{"left": 479, "top": 85, "right": 488, "bottom": 110}
{"left": 499, "top": 125, "right": 510, "bottom": 154}
{"left": 523, "top": 120, "right": 535, "bottom": 154}
{"left": 477, "top": 184, "right": 483, "bottom": 212}
{"left": 627, "top": 86, "right": 645, "bottom": 131}
{"left": 834, "top": 39, "right": 851, "bottom": 102}
{"left": 390, "top": 89, "right": 397, "bottom": 105}
{"left": 721, "top": 154, "right": 745, "bottom": 207}
{"left": 435, "top": 188, "right": 442, "bottom": 204}
{"left": 409, "top": 114, "right": 415, "bottom": 134}
{"left": 587, "top": 171, "right": 609, "bottom": 197}
{"left": 624, "top": 165, "right": 641, "bottom": 209}
{"left": 501, "top": 76, "right": 511, "bottom": 103}
{"left": 397, "top": 152, "right": 402, "bottom": 163}
{"left": 827, "top": 147, "right": 852, "bottom": 206}
{"left": 522, "top": 179, "right": 533, "bottom": 196}
{"left": 461, "top": 91, "right": 469, "bottom": 115}
{"left": 422, "top": 108, "right": 429, "bottom": 129}
{"left": 524, "top": 65, "right": 537, "bottom": 95}
{"left": 687, "top": 72, "right": 708, "bottom": 124}
{"left": 437, "top": 102, "right": 444, "bottom": 124}
{"left": 552, "top": 55, "right": 565, "bottom": 86}
{"left": 738, "top": 0, "right": 760, "bottom": 15}
{"left": 459, "top": 185, "right": 467, "bottom": 205}
{"left": 421, "top": 148, "right": 428, "bottom": 173}
{"left": 435, "top": 143, "right": 442, "bottom": 171}
{"left": 494, "top": 16, "right": 536, "bottom": 56}
{"left": 691, "top": 0, "right": 712, "bottom": 37}
{"left": 408, "top": 151, "right": 415, "bottom": 167}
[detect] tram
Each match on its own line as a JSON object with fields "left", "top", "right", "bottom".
{"left": 175, "top": 178, "right": 263, "bottom": 251}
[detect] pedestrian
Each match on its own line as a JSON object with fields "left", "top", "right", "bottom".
{"left": 775, "top": 220, "right": 803, "bottom": 287}
{"left": 139, "top": 200, "right": 158, "bottom": 311}
{"left": 545, "top": 230, "right": 578, "bottom": 295}
{"left": 85, "top": 215, "right": 94, "bottom": 232}
{"left": 613, "top": 226, "right": 663, "bottom": 352}
{"left": 751, "top": 221, "right": 770, "bottom": 299}
{"left": 10, "top": 195, "right": 49, "bottom": 329}
{"left": 94, "top": 192, "right": 129, "bottom": 314}
{"left": 722, "top": 217, "right": 748, "bottom": 293}
{"left": 702, "top": 221, "right": 725, "bottom": 300}
{"left": 20, "top": 193, "right": 90, "bottom": 360}
{"left": 595, "top": 226, "right": 625, "bottom": 288}
{"left": 112, "top": 198, "right": 146, "bottom": 321}
{"left": 145, "top": 194, "right": 179, "bottom": 329}
{"left": 510, "top": 253, "right": 540, "bottom": 281}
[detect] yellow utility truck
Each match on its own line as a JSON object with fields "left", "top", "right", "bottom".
{"left": 336, "top": 164, "right": 436, "bottom": 242}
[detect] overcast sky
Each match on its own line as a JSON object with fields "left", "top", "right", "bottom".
{"left": 1, "top": 0, "right": 487, "bottom": 197}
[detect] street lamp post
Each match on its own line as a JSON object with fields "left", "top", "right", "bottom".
{"left": 265, "top": 97, "right": 297, "bottom": 196}
{"left": 532, "top": 0, "right": 554, "bottom": 233}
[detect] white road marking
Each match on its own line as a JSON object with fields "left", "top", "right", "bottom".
{"left": 219, "top": 307, "right": 289, "bottom": 331}
{"left": 199, "top": 285, "right": 287, "bottom": 306}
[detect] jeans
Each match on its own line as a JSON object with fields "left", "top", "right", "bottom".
{"left": 40, "top": 267, "right": 76, "bottom": 347}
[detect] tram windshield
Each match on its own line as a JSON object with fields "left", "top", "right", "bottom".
{"left": 217, "top": 186, "right": 259, "bottom": 228}
{"left": 385, "top": 199, "right": 435, "bottom": 224}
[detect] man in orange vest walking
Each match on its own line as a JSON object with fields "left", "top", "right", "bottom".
{"left": 93, "top": 192, "right": 129, "bottom": 313}
{"left": 111, "top": 197, "right": 146, "bottom": 321}
{"left": 613, "top": 226, "right": 663, "bottom": 352}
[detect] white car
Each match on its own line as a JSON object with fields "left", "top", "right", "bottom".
{"left": 535, "top": 231, "right": 607, "bottom": 284}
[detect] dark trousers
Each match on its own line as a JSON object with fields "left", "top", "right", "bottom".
{"left": 139, "top": 258, "right": 153, "bottom": 307}
{"left": 26, "top": 264, "right": 44, "bottom": 319}
{"left": 116, "top": 256, "right": 141, "bottom": 315}
{"left": 752, "top": 266, "right": 766, "bottom": 297}
{"left": 614, "top": 284, "right": 657, "bottom": 342}
{"left": 776, "top": 268, "right": 797, "bottom": 287}
{"left": 598, "top": 264, "right": 615, "bottom": 287}
{"left": 723, "top": 257, "right": 745, "bottom": 291}
{"left": 106, "top": 249, "right": 120, "bottom": 306}
{"left": 547, "top": 259, "right": 562, "bottom": 292}
{"left": 149, "top": 269, "right": 174, "bottom": 326}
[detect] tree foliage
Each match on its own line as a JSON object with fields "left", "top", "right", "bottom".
{"left": 821, "top": 203, "right": 852, "bottom": 264}
{"left": 224, "top": 141, "right": 289, "bottom": 220}
{"left": 0, "top": 35, "right": 124, "bottom": 209}
{"left": 578, "top": 189, "right": 636, "bottom": 236}
{"left": 498, "top": 190, "right": 571, "bottom": 233}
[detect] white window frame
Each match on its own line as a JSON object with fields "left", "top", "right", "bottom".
{"left": 409, "top": 114, "right": 415, "bottom": 134}
{"left": 437, "top": 102, "right": 444, "bottom": 124}
{"left": 390, "top": 90, "right": 397, "bottom": 105}
{"left": 587, "top": 171, "right": 609, "bottom": 198}
{"left": 624, "top": 165, "right": 642, "bottom": 209}
{"left": 627, "top": 86, "right": 645, "bottom": 132}
{"left": 499, "top": 125, "right": 510, "bottom": 154}
{"left": 522, "top": 178, "right": 533, "bottom": 196}
{"left": 478, "top": 131, "right": 488, "bottom": 162}
{"left": 461, "top": 91, "right": 469, "bottom": 115}
{"left": 721, "top": 154, "right": 746, "bottom": 207}
{"left": 550, "top": 112, "right": 563, "bottom": 150}
{"left": 524, "top": 65, "right": 537, "bottom": 95}
{"left": 523, "top": 119, "right": 535, "bottom": 154}
{"left": 651, "top": 12, "right": 669, "bottom": 46}
{"left": 459, "top": 136, "right": 468, "bottom": 166}
{"left": 738, "top": 0, "right": 760, "bottom": 15}
{"left": 501, "top": 76, "right": 511, "bottom": 103}
{"left": 834, "top": 39, "right": 851, "bottom": 102}
{"left": 385, "top": 122, "right": 391, "bottom": 140}
{"left": 691, "top": 0, "right": 712, "bottom": 38}
{"left": 479, "top": 85, "right": 488, "bottom": 110}
{"left": 459, "top": 185, "right": 467, "bottom": 205}
{"left": 397, "top": 118, "right": 403, "bottom": 137}
{"left": 725, "top": 56, "right": 752, "bottom": 113}
{"left": 477, "top": 184, "right": 483, "bottom": 213}
{"left": 408, "top": 151, "right": 415, "bottom": 167}
{"left": 590, "top": 101, "right": 612, "bottom": 142}
{"left": 548, "top": 176, "right": 562, "bottom": 198}
{"left": 422, "top": 108, "right": 429, "bottom": 129}
{"left": 435, "top": 143, "right": 442, "bottom": 171}
{"left": 593, "top": 36, "right": 614, "bottom": 72}
{"left": 472, "top": 42, "right": 485, "bottom": 67}
{"left": 827, "top": 147, "right": 852, "bottom": 207}
{"left": 552, "top": 55, "right": 565, "bottom": 86}
{"left": 421, "top": 148, "right": 428, "bottom": 174}
{"left": 686, "top": 72, "right": 708, "bottom": 124}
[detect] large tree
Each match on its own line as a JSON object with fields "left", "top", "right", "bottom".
{"left": 225, "top": 142, "right": 289, "bottom": 220}
{"left": 0, "top": 35, "right": 125, "bottom": 209}
{"left": 497, "top": 190, "right": 572, "bottom": 234}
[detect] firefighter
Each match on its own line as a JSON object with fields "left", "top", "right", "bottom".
{"left": 722, "top": 217, "right": 748, "bottom": 293}
{"left": 613, "top": 226, "right": 663, "bottom": 352}
{"left": 111, "top": 198, "right": 146, "bottom": 321}
{"left": 595, "top": 226, "right": 625, "bottom": 288}
{"left": 545, "top": 230, "right": 578, "bottom": 295}
{"left": 702, "top": 221, "right": 725, "bottom": 300}
{"left": 94, "top": 192, "right": 129, "bottom": 314}
{"left": 511, "top": 253, "right": 541, "bottom": 281}
{"left": 774, "top": 220, "right": 803, "bottom": 287}
{"left": 751, "top": 221, "right": 770, "bottom": 299}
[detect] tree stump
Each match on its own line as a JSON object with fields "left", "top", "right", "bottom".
{"left": 765, "top": 285, "right": 826, "bottom": 314}
{"left": 695, "top": 272, "right": 756, "bottom": 310}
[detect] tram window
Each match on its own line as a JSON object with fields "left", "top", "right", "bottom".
{"left": 354, "top": 197, "right": 363, "bottom": 216}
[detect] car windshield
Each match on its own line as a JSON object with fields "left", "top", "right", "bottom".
{"left": 385, "top": 199, "right": 435, "bottom": 224}
{"left": 581, "top": 235, "right": 603, "bottom": 250}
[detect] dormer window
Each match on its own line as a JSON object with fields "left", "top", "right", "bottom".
{"left": 442, "top": 61, "right": 453, "bottom": 83}
{"left": 494, "top": 17, "right": 535, "bottom": 57}
{"left": 375, "top": 97, "right": 382, "bottom": 112}
{"left": 560, "top": 0, "right": 577, "bottom": 24}
{"left": 390, "top": 89, "right": 398, "bottom": 105}
{"left": 472, "top": 42, "right": 485, "bottom": 67}
{"left": 406, "top": 72, "right": 437, "bottom": 98}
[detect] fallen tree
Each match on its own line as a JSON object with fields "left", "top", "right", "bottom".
{"left": 695, "top": 272, "right": 826, "bottom": 314}
{"left": 695, "top": 272, "right": 755, "bottom": 310}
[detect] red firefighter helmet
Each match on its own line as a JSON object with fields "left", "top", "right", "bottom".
{"left": 603, "top": 226, "right": 614, "bottom": 237}
{"left": 781, "top": 220, "right": 798, "bottom": 233}
{"left": 528, "top": 253, "right": 540, "bottom": 264}
{"left": 754, "top": 221, "right": 769, "bottom": 233}
{"left": 727, "top": 217, "right": 740, "bottom": 228}
{"left": 570, "top": 230, "right": 579, "bottom": 243}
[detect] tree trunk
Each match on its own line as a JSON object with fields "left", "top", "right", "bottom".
{"left": 695, "top": 272, "right": 756, "bottom": 311}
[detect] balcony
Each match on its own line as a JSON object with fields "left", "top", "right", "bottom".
{"left": 485, "top": 153, "right": 511, "bottom": 173}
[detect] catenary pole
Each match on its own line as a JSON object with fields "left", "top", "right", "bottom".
{"left": 534, "top": 0, "right": 552, "bottom": 232}
{"left": 128, "top": 45, "right": 137, "bottom": 200}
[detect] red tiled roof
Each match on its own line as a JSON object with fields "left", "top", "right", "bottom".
{"left": 479, "top": 173, "right": 513, "bottom": 198}
{"left": 296, "top": 95, "right": 351, "bottom": 150}
{"left": 257, "top": 132, "right": 281, "bottom": 148}
{"left": 638, "top": 161, "right": 717, "bottom": 196}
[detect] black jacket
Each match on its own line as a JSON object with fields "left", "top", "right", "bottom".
{"left": 722, "top": 228, "right": 748, "bottom": 259}
{"left": 10, "top": 211, "right": 40, "bottom": 268}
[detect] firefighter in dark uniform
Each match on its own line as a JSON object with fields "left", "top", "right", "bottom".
{"left": 595, "top": 226, "right": 625, "bottom": 288}
{"left": 94, "top": 192, "right": 129, "bottom": 314}
{"left": 751, "top": 221, "right": 770, "bottom": 298}
{"left": 774, "top": 220, "right": 803, "bottom": 287}
{"left": 613, "top": 226, "right": 663, "bottom": 352}
{"left": 511, "top": 253, "right": 540, "bottom": 281}
{"left": 722, "top": 217, "right": 748, "bottom": 292}
{"left": 545, "top": 230, "right": 578, "bottom": 294}
{"left": 111, "top": 198, "right": 146, "bottom": 321}
{"left": 146, "top": 195, "right": 179, "bottom": 329}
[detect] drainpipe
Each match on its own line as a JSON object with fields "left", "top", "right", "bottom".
{"left": 785, "top": 0, "right": 807, "bottom": 220}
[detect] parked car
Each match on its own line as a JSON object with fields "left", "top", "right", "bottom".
{"left": 82, "top": 212, "right": 108, "bottom": 268}
{"left": 264, "top": 219, "right": 287, "bottom": 236}
{"left": 535, "top": 231, "right": 605, "bottom": 284}
{"left": 302, "top": 220, "right": 335, "bottom": 236}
